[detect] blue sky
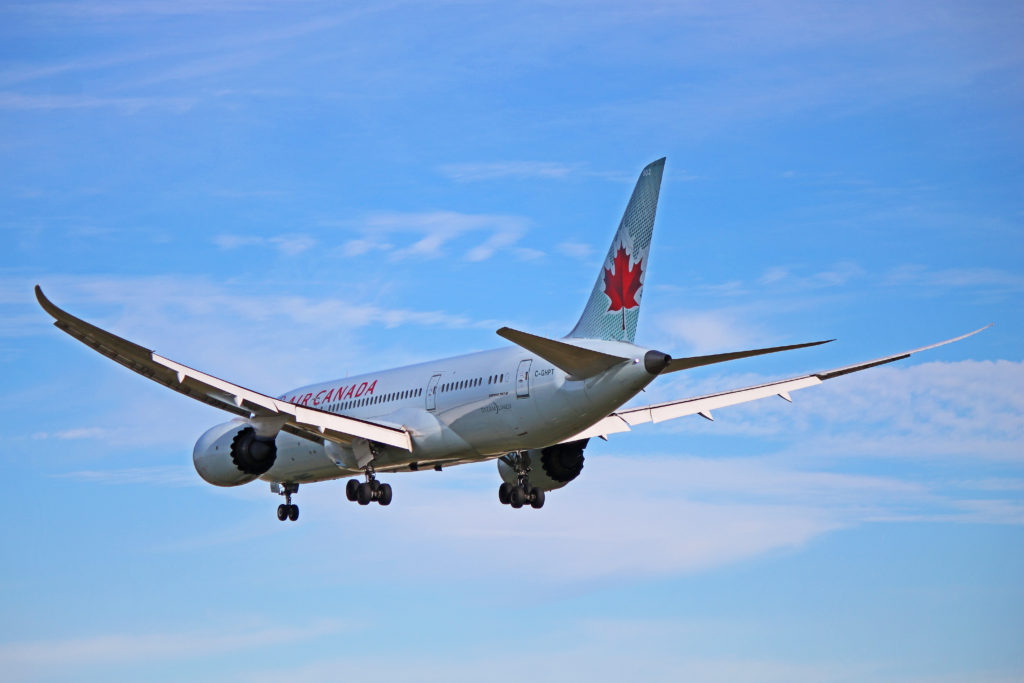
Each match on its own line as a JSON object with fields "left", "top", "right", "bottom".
{"left": 2, "top": 1, "right": 1022, "bottom": 680}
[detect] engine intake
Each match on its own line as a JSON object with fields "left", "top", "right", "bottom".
{"left": 230, "top": 426, "right": 278, "bottom": 476}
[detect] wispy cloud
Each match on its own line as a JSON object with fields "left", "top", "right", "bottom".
{"left": 885, "top": 265, "right": 1024, "bottom": 294}
{"left": 654, "top": 310, "right": 759, "bottom": 354}
{"left": 340, "top": 211, "right": 529, "bottom": 262}
{"left": 55, "top": 465, "right": 197, "bottom": 487}
{"left": 757, "top": 261, "right": 865, "bottom": 290}
{"left": 0, "top": 92, "right": 195, "bottom": 112}
{"left": 13, "top": 274, "right": 500, "bottom": 394}
{"left": 643, "top": 360, "right": 1024, "bottom": 464}
{"left": 438, "top": 161, "right": 579, "bottom": 182}
{"left": 238, "top": 623, "right": 850, "bottom": 683}
{"left": 277, "top": 442, "right": 1022, "bottom": 586}
{"left": 32, "top": 427, "right": 111, "bottom": 440}
{"left": 0, "top": 619, "right": 342, "bottom": 677}
{"left": 213, "top": 233, "right": 317, "bottom": 255}
{"left": 556, "top": 241, "right": 595, "bottom": 261}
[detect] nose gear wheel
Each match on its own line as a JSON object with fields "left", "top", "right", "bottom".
{"left": 273, "top": 482, "right": 300, "bottom": 522}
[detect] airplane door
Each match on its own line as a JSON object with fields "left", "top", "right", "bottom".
{"left": 426, "top": 373, "right": 442, "bottom": 411}
{"left": 516, "top": 359, "right": 532, "bottom": 398}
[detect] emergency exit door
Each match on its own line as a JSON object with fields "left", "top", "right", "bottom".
{"left": 516, "top": 359, "right": 532, "bottom": 398}
{"left": 425, "top": 373, "right": 442, "bottom": 410}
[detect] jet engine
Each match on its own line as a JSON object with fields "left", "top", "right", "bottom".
{"left": 497, "top": 439, "right": 588, "bottom": 492}
{"left": 193, "top": 420, "right": 278, "bottom": 487}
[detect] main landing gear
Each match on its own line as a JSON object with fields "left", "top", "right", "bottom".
{"left": 498, "top": 452, "right": 545, "bottom": 510}
{"left": 273, "top": 482, "right": 300, "bottom": 522}
{"left": 345, "top": 468, "right": 392, "bottom": 506}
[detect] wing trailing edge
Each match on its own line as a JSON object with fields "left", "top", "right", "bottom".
{"left": 561, "top": 325, "right": 991, "bottom": 443}
{"left": 35, "top": 286, "right": 413, "bottom": 451}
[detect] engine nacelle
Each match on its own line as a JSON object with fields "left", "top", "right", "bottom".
{"left": 497, "top": 439, "right": 588, "bottom": 492}
{"left": 193, "top": 420, "right": 278, "bottom": 487}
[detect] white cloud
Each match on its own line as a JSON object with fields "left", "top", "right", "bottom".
{"left": 16, "top": 274, "right": 496, "bottom": 396}
{"left": 0, "top": 619, "right": 342, "bottom": 677}
{"left": 556, "top": 241, "right": 595, "bottom": 261}
{"left": 340, "top": 237, "right": 392, "bottom": 257}
{"left": 56, "top": 466, "right": 197, "bottom": 486}
{"left": 259, "top": 444, "right": 1022, "bottom": 588}
{"left": 0, "top": 91, "right": 195, "bottom": 112}
{"left": 38, "top": 427, "right": 111, "bottom": 440}
{"left": 213, "top": 233, "right": 316, "bottom": 255}
{"left": 654, "top": 310, "right": 758, "bottom": 354}
{"left": 345, "top": 210, "right": 529, "bottom": 262}
{"left": 236, "top": 632, "right": 850, "bottom": 683}
{"left": 755, "top": 261, "right": 864, "bottom": 290}
{"left": 513, "top": 247, "right": 545, "bottom": 261}
{"left": 885, "top": 264, "right": 1024, "bottom": 294}
{"left": 438, "top": 161, "right": 579, "bottom": 181}
{"left": 642, "top": 360, "right": 1024, "bottom": 464}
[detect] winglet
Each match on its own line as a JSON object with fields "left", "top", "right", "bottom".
{"left": 815, "top": 324, "right": 992, "bottom": 380}
{"left": 36, "top": 284, "right": 69, "bottom": 321}
{"left": 36, "top": 284, "right": 154, "bottom": 359}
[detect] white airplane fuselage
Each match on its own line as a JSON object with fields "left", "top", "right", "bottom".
{"left": 194, "top": 339, "right": 659, "bottom": 485}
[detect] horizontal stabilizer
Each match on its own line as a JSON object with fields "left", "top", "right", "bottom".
{"left": 496, "top": 327, "right": 629, "bottom": 380}
{"left": 662, "top": 339, "right": 834, "bottom": 374}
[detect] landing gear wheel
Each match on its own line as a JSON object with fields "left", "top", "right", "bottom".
{"left": 500, "top": 451, "right": 548, "bottom": 511}
{"left": 378, "top": 483, "right": 392, "bottom": 506}
{"left": 357, "top": 482, "right": 373, "bottom": 505}
{"left": 277, "top": 504, "right": 288, "bottom": 521}
{"left": 509, "top": 486, "right": 525, "bottom": 508}
{"left": 347, "top": 466, "right": 392, "bottom": 508}
{"left": 288, "top": 504, "right": 299, "bottom": 521}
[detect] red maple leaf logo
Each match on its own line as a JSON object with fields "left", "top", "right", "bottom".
{"left": 603, "top": 244, "right": 643, "bottom": 313}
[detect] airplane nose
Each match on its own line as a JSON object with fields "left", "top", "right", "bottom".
{"left": 644, "top": 350, "right": 671, "bottom": 375}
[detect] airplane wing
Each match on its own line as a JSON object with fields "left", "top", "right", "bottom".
{"left": 561, "top": 326, "right": 990, "bottom": 443}
{"left": 35, "top": 286, "right": 413, "bottom": 451}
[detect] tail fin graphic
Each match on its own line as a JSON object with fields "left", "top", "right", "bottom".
{"left": 567, "top": 157, "right": 665, "bottom": 342}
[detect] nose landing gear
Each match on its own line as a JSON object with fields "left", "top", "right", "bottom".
{"left": 498, "top": 452, "right": 545, "bottom": 509}
{"left": 345, "top": 468, "right": 392, "bottom": 506}
{"left": 272, "top": 482, "right": 300, "bottom": 522}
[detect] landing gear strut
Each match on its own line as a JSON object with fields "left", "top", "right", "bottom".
{"left": 498, "top": 452, "right": 545, "bottom": 509}
{"left": 345, "top": 467, "right": 392, "bottom": 507}
{"left": 273, "top": 482, "right": 300, "bottom": 522}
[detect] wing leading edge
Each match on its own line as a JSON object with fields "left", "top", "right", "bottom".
{"left": 561, "top": 325, "right": 991, "bottom": 443}
{"left": 35, "top": 286, "right": 413, "bottom": 451}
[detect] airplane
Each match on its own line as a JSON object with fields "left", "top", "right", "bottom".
{"left": 35, "top": 158, "right": 988, "bottom": 522}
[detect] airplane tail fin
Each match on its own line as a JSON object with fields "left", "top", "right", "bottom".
{"left": 567, "top": 157, "right": 665, "bottom": 343}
